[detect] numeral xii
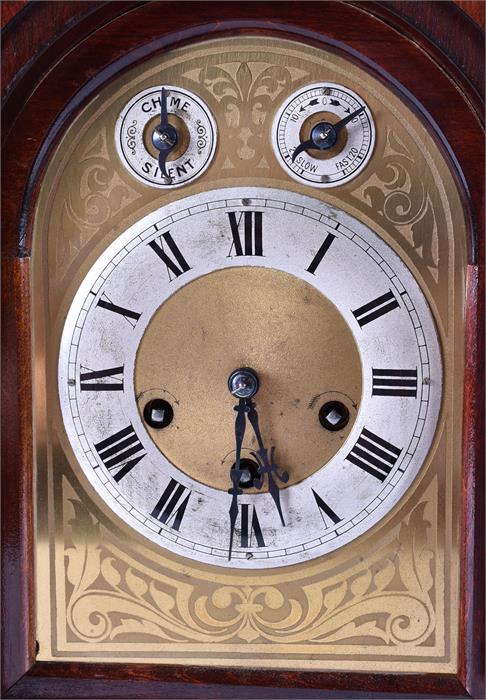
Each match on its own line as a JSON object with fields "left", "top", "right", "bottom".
{"left": 227, "top": 211, "right": 263, "bottom": 257}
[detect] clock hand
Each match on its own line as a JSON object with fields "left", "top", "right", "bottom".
{"left": 291, "top": 138, "right": 316, "bottom": 162}
{"left": 292, "top": 105, "right": 366, "bottom": 162}
{"left": 332, "top": 104, "right": 366, "bottom": 133}
{"left": 246, "top": 398, "right": 289, "bottom": 527}
{"left": 152, "top": 87, "right": 179, "bottom": 179}
{"left": 228, "top": 397, "right": 248, "bottom": 560}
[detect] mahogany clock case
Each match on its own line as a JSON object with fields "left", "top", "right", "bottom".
{"left": 1, "top": 2, "right": 484, "bottom": 699}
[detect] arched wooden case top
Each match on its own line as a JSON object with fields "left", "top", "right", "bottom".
{"left": 2, "top": 3, "right": 483, "bottom": 698}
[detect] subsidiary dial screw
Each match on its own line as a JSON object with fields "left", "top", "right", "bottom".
{"left": 228, "top": 368, "right": 260, "bottom": 399}
{"left": 143, "top": 398, "right": 174, "bottom": 429}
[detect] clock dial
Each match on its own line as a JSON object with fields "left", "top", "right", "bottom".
{"left": 115, "top": 85, "right": 217, "bottom": 187}
{"left": 272, "top": 83, "right": 375, "bottom": 187}
{"left": 59, "top": 187, "right": 441, "bottom": 568}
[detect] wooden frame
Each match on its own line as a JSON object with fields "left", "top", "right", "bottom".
{"left": 2, "top": 2, "right": 484, "bottom": 697}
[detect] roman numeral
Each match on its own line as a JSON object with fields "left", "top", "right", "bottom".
{"left": 346, "top": 428, "right": 402, "bottom": 481}
{"left": 227, "top": 211, "right": 263, "bottom": 257}
{"left": 306, "top": 233, "right": 336, "bottom": 274}
{"left": 240, "top": 504, "right": 265, "bottom": 548}
{"left": 94, "top": 424, "right": 145, "bottom": 482}
{"left": 372, "top": 368, "right": 418, "bottom": 397}
{"left": 80, "top": 365, "right": 124, "bottom": 391}
{"left": 148, "top": 231, "right": 191, "bottom": 280}
{"left": 352, "top": 290, "right": 400, "bottom": 327}
{"left": 96, "top": 294, "right": 141, "bottom": 327}
{"left": 150, "top": 478, "right": 191, "bottom": 531}
{"left": 312, "top": 489, "right": 341, "bottom": 528}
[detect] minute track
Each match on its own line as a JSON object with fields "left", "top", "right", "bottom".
{"left": 59, "top": 187, "right": 441, "bottom": 568}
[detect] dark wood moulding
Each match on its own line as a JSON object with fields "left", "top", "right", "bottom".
{"left": 1, "top": 2, "right": 484, "bottom": 698}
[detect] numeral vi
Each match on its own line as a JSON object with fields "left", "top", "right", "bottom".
{"left": 240, "top": 504, "right": 265, "bottom": 548}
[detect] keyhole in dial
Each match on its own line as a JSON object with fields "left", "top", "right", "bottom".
{"left": 318, "top": 401, "right": 350, "bottom": 431}
{"left": 143, "top": 399, "right": 174, "bottom": 429}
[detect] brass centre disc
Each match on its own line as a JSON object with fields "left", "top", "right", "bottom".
{"left": 299, "top": 111, "right": 348, "bottom": 161}
{"left": 135, "top": 267, "right": 362, "bottom": 491}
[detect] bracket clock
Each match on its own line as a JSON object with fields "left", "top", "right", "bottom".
{"left": 2, "top": 2, "right": 484, "bottom": 698}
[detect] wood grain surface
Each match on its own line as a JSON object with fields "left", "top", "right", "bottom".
{"left": 455, "top": 0, "right": 485, "bottom": 27}
{"left": 1, "top": 2, "right": 484, "bottom": 698}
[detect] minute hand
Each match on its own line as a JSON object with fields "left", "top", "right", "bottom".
{"left": 228, "top": 398, "right": 248, "bottom": 560}
{"left": 246, "top": 399, "right": 288, "bottom": 526}
{"left": 153, "top": 87, "right": 178, "bottom": 179}
{"left": 332, "top": 105, "right": 366, "bottom": 134}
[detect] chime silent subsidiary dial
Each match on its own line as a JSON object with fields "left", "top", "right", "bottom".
{"left": 115, "top": 85, "right": 217, "bottom": 188}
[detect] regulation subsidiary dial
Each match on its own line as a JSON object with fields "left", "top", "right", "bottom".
{"left": 115, "top": 85, "right": 217, "bottom": 188}
{"left": 272, "top": 83, "right": 375, "bottom": 188}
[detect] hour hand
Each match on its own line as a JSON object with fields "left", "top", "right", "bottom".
{"left": 251, "top": 446, "right": 288, "bottom": 527}
{"left": 228, "top": 465, "right": 243, "bottom": 562}
{"left": 246, "top": 399, "right": 288, "bottom": 526}
{"left": 291, "top": 139, "right": 315, "bottom": 162}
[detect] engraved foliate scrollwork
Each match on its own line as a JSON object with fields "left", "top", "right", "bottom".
{"left": 56, "top": 129, "right": 140, "bottom": 275}
{"left": 354, "top": 130, "right": 440, "bottom": 280}
{"left": 183, "top": 62, "right": 308, "bottom": 169}
{"left": 64, "top": 491, "right": 435, "bottom": 648}
{"left": 192, "top": 502, "right": 434, "bottom": 646}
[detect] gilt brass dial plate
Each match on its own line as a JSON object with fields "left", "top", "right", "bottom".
{"left": 33, "top": 36, "right": 467, "bottom": 673}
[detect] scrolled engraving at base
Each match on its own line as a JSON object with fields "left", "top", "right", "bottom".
{"left": 64, "top": 486, "right": 436, "bottom": 648}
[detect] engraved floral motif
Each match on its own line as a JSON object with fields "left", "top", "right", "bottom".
{"left": 194, "top": 501, "right": 434, "bottom": 646}
{"left": 64, "top": 492, "right": 435, "bottom": 647}
{"left": 184, "top": 62, "right": 305, "bottom": 169}
{"left": 56, "top": 129, "right": 140, "bottom": 275}
{"left": 354, "top": 130, "right": 440, "bottom": 278}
